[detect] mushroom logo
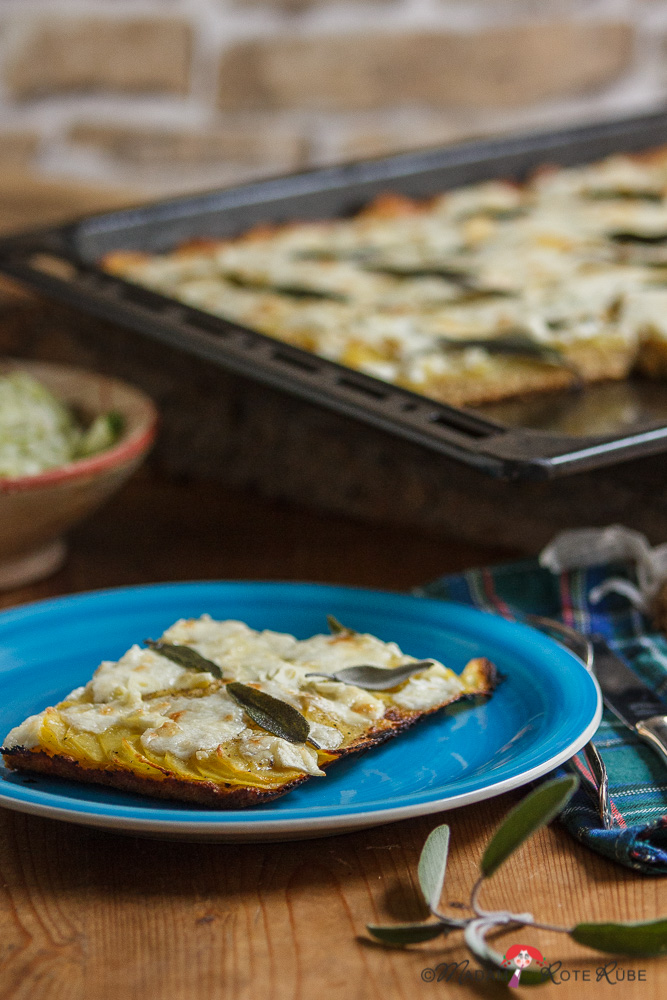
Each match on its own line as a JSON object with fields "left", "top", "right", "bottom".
{"left": 502, "top": 944, "right": 546, "bottom": 987}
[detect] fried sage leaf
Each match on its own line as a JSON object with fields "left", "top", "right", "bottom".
{"left": 225, "top": 272, "right": 347, "bottom": 301}
{"left": 610, "top": 230, "right": 667, "bottom": 244}
{"left": 305, "top": 660, "right": 435, "bottom": 691}
{"left": 226, "top": 681, "right": 318, "bottom": 747}
{"left": 326, "top": 614, "right": 357, "bottom": 635}
{"left": 364, "top": 263, "right": 511, "bottom": 297}
{"left": 438, "top": 332, "right": 568, "bottom": 368}
{"left": 145, "top": 640, "right": 223, "bottom": 680}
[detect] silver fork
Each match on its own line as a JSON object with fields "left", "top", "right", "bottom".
{"left": 520, "top": 614, "right": 612, "bottom": 830}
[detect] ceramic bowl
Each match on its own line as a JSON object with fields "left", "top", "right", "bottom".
{"left": 0, "top": 359, "right": 157, "bottom": 590}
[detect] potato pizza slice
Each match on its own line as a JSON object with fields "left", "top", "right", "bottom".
{"left": 2, "top": 616, "right": 496, "bottom": 808}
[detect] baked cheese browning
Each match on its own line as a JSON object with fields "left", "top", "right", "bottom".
{"left": 102, "top": 149, "right": 667, "bottom": 407}
{"left": 1, "top": 617, "right": 497, "bottom": 808}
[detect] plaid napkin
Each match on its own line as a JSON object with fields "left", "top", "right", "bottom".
{"left": 418, "top": 558, "right": 667, "bottom": 875}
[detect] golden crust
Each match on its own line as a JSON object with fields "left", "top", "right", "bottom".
{"left": 101, "top": 250, "right": 152, "bottom": 275}
{"left": 1, "top": 657, "right": 497, "bottom": 809}
{"left": 1, "top": 746, "right": 309, "bottom": 807}
{"left": 400, "top": 344, "right": 635, "bottom": 408}
{"left": 408, "top": 364, "right": 576, "bottom": 408}
{"left": 357, "top": 192, "right": 424, "bottom": 218}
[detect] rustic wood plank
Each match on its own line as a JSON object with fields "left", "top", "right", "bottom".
{"left": 0, "top": 794, "right": 664, "bottom": 999}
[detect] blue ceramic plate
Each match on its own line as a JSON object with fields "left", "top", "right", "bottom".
{"left": 0, "top": 582, "right": 601, "bottom": 841}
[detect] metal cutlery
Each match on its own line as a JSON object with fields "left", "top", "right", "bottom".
{"left": 589, "top": 634, "right": 667, "bottom": 767}
{"left": 522, "top": 616, "right": 667, "bottom": 828}
{"left": 516, "top": 614, "right": 612, "bottom": 829}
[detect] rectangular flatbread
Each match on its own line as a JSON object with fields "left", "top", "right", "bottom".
{"left": 2, "top": 616, "right": 496, "bottom": 808}
{"left": 101, "top": 148, "right": 667, "bottom": 407}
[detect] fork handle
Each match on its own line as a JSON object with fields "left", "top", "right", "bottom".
{"left": 636, "top": 716, "right": 667, "bottom": 766}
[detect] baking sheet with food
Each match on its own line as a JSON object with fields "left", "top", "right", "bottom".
{"left": 101, "top": 151, "right": 667, "bottom": 413}
{"left": 4, "top": 111, "right": 667, "bottom": 478}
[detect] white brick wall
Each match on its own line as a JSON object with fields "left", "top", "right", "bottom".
{"left": 0, "top": 0, "right": 666, "bottom": 193}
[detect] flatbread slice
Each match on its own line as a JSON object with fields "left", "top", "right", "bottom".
{"left": 2, "top": 616, "right": 496, "bottom": 808}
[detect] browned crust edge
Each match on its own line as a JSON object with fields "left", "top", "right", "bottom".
{"left": 1, "top": 747, "right": 309, "bottom": 808}
{"left": 1, "top": 658, "right": 497, "bottom": 810}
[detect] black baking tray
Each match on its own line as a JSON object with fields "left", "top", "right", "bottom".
{"left": 3, "top": 110, "right": 667, "bottom": 481}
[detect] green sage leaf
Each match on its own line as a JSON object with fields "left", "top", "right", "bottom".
{"left": 145, "top": 640, "right": 222, "bottom": 680}
{"left": 418, "top": 824, "right": 450, "bottom": 912}
{"left": 295, "top": 247, "right": 376, "bottom": 263}
{"left": 305, "top": 660, "right": 435, "bottom": 690}
{"left": 226, "top": 681, "right": 312, "bottom": 745}
{"left": 365, "top": 263, "right": 473, "bottom": 282}
{"left": 585, "top": 188, "right": 662, "bottom": 202}
{"left": 225, "top": 272, "right": 347, "bottom": 301}
{"left": 610, "top": 230, "right": 667, "bottom": 244}
{"left": 439, "top": 332, "right": 569, "bottom": 369}
{"left": 571, "top": 919, "right": 667, "bottom": 956}
{"left": 326, "top": 615, "right": 357, "bottom": 636}
{"left": 480, "top": 776, "right": 579, "bottom": 878}
{"left": 364, "top": 263, "right": 511, "bottom": 298}
{"left": 367, "top": 922, "right": 447, "bottom": 946}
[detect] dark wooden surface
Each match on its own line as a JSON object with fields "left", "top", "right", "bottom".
{"left": 2, "top": 471, "right": 517, "bottom": 602}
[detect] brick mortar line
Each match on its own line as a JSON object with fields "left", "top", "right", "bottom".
{"left": 0, "top": 5, "right": 656, "bottom": 42}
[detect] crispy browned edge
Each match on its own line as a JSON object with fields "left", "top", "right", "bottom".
{"left": 1, "top": 658, "right": 497, "bottom": 810}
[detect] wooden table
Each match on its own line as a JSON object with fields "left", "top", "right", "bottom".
{"left": 0, "top": 172, "right": 665, "bottom": 999}
{"left": 0, "top": 473, "right": 663, "bottom": 1000}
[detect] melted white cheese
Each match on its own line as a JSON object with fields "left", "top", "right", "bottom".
{"left": 90, "top": 644, "right": 217, "bottom": 702}
{"left": 139, "top": 691, "right": 246, "bottom": 758}
{"left": 236, "top": 731, "right": 324, "bottom": 776}
{"left": 4, "top": 712, "right": 45, "bottom": 749}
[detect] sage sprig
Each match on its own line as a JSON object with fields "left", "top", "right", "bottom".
{"left": 145, "top": 640, "right": 223, "bottom": 679}
{"left": 366, "top": 775, "right": 667, "bottom": 981}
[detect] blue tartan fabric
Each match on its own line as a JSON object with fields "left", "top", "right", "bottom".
{"left": 418, "top": 558, "right": 667, "bottom": 875}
